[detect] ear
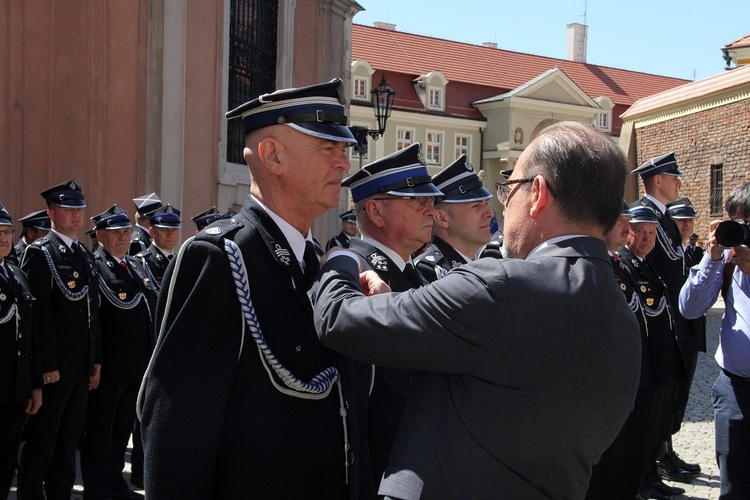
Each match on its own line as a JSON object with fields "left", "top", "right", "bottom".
{"left": 148, "top": 226, "right": 155, "bottom": 238}
{"left": 529, "top": 176, "right": 550, "bottom": 218}
{"left": 255, "top": 137, "right": 285, "bottom": 176}
{"left": 433, "top": 208, "right": 451, "bottom": 229}
{"left": 364, "top": 199, "right": 387, "bottom": 228}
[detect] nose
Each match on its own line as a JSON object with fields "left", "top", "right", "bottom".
{"left": 422, "top": 202, "right": 436, "bottom": 218}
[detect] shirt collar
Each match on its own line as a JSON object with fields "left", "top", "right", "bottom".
{"left": 645, "top": 193, "right": 667, "bottom": 215}
{"left": 51, "top": 228, "right": 78, "bottom": 249}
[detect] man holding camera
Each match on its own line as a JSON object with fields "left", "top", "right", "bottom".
{"left": 680, "top": 181, "right": 750, "bottom": 499}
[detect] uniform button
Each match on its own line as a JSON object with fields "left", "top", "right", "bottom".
{"left": 18, "top": 351, "right": 21, "bottom": 356}
{"left": 18, "top": 333, "right": 22, "bottom": 338}
{"left": 295, "top": 345, "right": 302, "bottom": 352}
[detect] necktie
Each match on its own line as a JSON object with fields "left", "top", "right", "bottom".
{"left": 403, "top": 263, "right": 423, "bottom": 288}
{"left": 167, "top": 254, "right": 174, "bottom": 261}
{"left": 303, "top": 241, "right": 320, "bottom": 285}
{"left": 119, "top": 261, "right": 129, "bottom": 270}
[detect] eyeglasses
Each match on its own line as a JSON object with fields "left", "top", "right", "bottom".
{"left": 372, "top": 196, "right": 435, "bottom": 211}
{"left": 495, "top": 178, "right": 534, "bottom": 206}
{"left": 0, "top": 229, "right": 15, "bottom": 238}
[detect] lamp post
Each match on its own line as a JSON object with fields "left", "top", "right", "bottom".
{"left": 350, "top": 74, "right": 395, "bottom": 168}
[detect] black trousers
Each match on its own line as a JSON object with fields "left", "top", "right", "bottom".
{"left": 17, "top": 374, "right": 89, "bottom": 500}
{"left": 671, "top": 349, "right": 699, "bottom": 434}
{"left": 0, "top": 400, "right": 27, "bottom": 497}
{"left": 80, "top": 368, "right": 141, "bottom": 499}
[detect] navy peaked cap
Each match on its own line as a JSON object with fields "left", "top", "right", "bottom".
{"left": 0, "top": 203, "right": 11, "bottom": 226}
{"left": 132, "top": 193, "right": 162, "bottom": 216}
{"left": 149, "top": 204, "right": 181, "bottom": 228}
{"left": 620, "top": 200, "right": 631, "bottom": 217}
{"left": 226, "top": 78, "right": 356, "bottom": 144}
{"left": 339, "top": 209, "right": 356, "bottom": 223}
{"left": 18, "top": 210, "right": 51, "bottom": 230}
{"left": 91, "top": 205, "right": 132, "bottom": 231}
{"left": 40, "top": 180, "right": 86, "bottom": 208}
{"left": 192, "top": 206, "right": 223, "bottom": 230}
{"left": 342, "top": 143, "right": 443, "bottom": 202}
{"left": 667, "top": 198, "right": 697, "bottom": 219}
{"left": 629, "top": 205, "right": 659, "bottom": 224}
{"left": 632, "top": 152, "right": 682, "bottom": 179}
{"left": 432, "top": 155, "right": 491, "bottom": 203}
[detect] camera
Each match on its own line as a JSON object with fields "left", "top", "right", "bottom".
{"left": 715, "top": 219, "right": 750, "bottom": 247}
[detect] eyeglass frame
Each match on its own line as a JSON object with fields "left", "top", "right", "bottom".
{"left": 495, "top": 177, "right": 558, "bottom": 206}
{"left": 0, "top": 228, "right": 16, "bottom": 238}
{"left": 372, "top": 195, "right": 435, "bottom": 211}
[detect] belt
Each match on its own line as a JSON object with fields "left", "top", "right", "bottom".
{"left": 722, "top": 368, "right": 750, "bottom": 383}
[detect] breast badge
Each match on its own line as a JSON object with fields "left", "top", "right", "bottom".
{"left": 118, "top": 292, "right": 128, "bottom": 300}
{"left": 646, "top": 298, "right": 655, "bottom": 306}
{"left": 67, "top": 280, "right": 76, "bottom": 289}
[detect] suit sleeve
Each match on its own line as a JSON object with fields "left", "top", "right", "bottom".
{"left": 310, "top": 255, "right": 508, "bottom": 373}
{"left": 140, "top": 238, "right": 245, "bottom": 498}
{"left": 21, "top": 246, "right": 59, "bottom": 372}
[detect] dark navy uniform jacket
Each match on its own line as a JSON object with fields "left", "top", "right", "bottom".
{"left": 21, "top": 232, "right": 101, "bottom": 377}
{"left": 141, "top": 196, "right": 371, "bottom": 499}
{"left": 129, "top": 226, "right": 151, "bottom": 257}
{"left": 0, "top": 261, "right": 42, "bottom": 404}
{"left": 619, "top": 247, "right": 685, "bottom": 388}
{"left": 135, "top": 245, "right": 171, "bottom": 291}
{"left": 326, "top": 231, "right": 352, "bottom": 251}
{"left": 414, "top": 236, "right": 468, "bottom": 283}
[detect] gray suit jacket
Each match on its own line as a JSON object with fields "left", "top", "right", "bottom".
{"left": 310, "top": 236, "right": 641, "bottom": 500}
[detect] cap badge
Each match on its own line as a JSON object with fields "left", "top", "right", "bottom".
{"left": 69, "top": 181, "right": 77, "bottom": 190}
{"left": 465, "top": 161, "right": 474, "bottom": 172}
{"left": 416, "top": 147, "right": 426, "bottom": 166}
{"left": 273, "top": 244, "right": 291, "bottom": 266}
{"left": 205, "top": 227, "right": 222, "bottom": 235}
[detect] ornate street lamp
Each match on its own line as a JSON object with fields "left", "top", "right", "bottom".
{"left": 350, "top": 74, "right": 395, "bottom": 162}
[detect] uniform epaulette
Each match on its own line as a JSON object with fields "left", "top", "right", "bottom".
{"left": 194, "top": 217, "right": 245, "bottom": 245}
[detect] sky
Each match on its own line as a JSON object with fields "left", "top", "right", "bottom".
{"left": 353, "top": 0, "right": 750, "bottom": 81}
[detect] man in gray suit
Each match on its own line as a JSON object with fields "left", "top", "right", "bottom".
{"left": 309, "top": 121, "right": 642, "bottom": 500}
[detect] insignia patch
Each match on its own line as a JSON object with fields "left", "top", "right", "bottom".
{"left": 59, "top": 244, "right": 67, "bottom": 254}
{"left": 0, "top": 293, "right": 5, "bottom": 301}
{"left": 425, "top": 256, "right": 435, "bottom": 262}
{"left": 67, "top": 280, "right": 76, "bottom": 289}
{"left": 273, "top": 244, "right": 291, "bottom": 266}
{"left": 106, "top": 261, "right": 114, "bottom": 268}
{"left": 646, "top": 297, "right": 655, "bottom": 306}
{"left": 640, "top": 285, "right": 647, "bottom": 293}
{"left": 369, "top": 253, "right": 388, "bottom": 272}
{"left": 451, "top": 260, "right": 462, "bottom": 268}
{"left": 205, "top": 227, "right": 222, "bottom": 235}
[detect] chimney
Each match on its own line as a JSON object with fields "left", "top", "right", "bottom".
{"left": 566, "top": 23, "right": 588, "bottom": 63}
{"left": 482, "top": 42, "right": 498, "bottom": 49}
{"left": 373, "top": 22, "right": 396, "bottom": 31}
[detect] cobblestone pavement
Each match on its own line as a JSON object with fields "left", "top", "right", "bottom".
{"left": 10, "top": 303, "right": 727, "bottom": 499}
{"left": 667, "top": 300, "right": 724, "bottom": 500}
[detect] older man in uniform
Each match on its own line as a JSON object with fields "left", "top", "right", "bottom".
{"left": 140, "top": 79, "right": 375, "bottom": 498}
{"left": 129, "top": 193, "right": 161, "bottom": 256}
{"left": 340, "top": 142, "right": 442, "bottom": 484}
{"left": 0, "top": 204, "right": 42, "bottom": 497}
{"left": 80, "top": 206, "right": 156, "bottom": 500}
{"left": 134, "top": 205, "right": 180, "bottom": 291}
{"left": 326, "top": 210, "right": 358, "bottom": 250}
{"left": 17, "top": 180, "right": 102, "bottom": 499}
{"left": 11, "top": 210, "right": 51, "bottom": 264}
{"left": 414, "top": 154, "right": 493, "bottom": 282}
{"left": 310, "top": 121, "right": 641, "bottom": 499}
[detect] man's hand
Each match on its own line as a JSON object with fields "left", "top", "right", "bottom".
{"left": 43, "top": 370, "right": 60, "bottom": 385}
{"left": 733, "top": 244, "right": 750, "bottom": 276}
{"left": 89, "top": 363, "right": 102, "bottom": 390}
{"left": 707, "top": 220, "right": 727, "bottom": 261}
{"left": 360, "top": 270, "right": 391, "bottom": 296}
{"left": 26, "top": 388, "right": 42, "bottom": 414}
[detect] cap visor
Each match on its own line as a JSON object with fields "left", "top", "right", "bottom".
{"left": 387, "top": 183, "right": 444, "bottom": 198}
{"left": 439, "top": 187, "right": 492, "bottom": 203}
{"left": 287, "top": 123, "right": 357, "bottom": 144}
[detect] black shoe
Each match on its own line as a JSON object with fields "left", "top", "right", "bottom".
{"left": 652, "top": 478, "right": 686, "bottom": 496}
{"left": 638, "top": 487, "right": 671, "bottom": 500}
{"left": 129, "top": 474, "right": 143, "bottom": 489}
{"left": 112, "top": 489, "right": 144, "bottom": 500}
{"left": 668, "top": 449, "right": 701, "bottom": 474}
{"left": 656, "top": 459, "right": 694, "bottom": 483}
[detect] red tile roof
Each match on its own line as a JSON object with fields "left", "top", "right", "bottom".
{"left": 725, "top": 34, "right": 750, "bottom": 49}
{"left": 352, "top": 24, "right": 689, "bottom": 110}
{"left": 621, "top": 63, "right": 750, "bottom": 118}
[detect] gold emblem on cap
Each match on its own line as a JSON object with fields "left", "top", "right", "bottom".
{"left": 118, "top": 292, "right": 127, "bottom": 300}
{"left": 67, "top": 280, "right": 76, "bottom": 289}
{"left": 640, "top": 285, "right": 647, "bottom": 293}
{"left": 646, "top": 297, "right": 655, "bottom": 306}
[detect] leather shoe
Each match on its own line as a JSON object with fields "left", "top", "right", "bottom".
{"left": 112, "top": 490, "right": 144, "bottom": 500}
{"left": 656, "top": 459, "right": 694, "bottom": 483}
{"left": 653, "top": 478, "right": 686, "bottom": 496}
{"left": 638, "top": 487, "right": 671, "bottom": 500}
{"left": 668, "top": 450, "right": 701, "bottom": 474}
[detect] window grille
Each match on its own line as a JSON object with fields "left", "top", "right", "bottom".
{"left": 710, "top": 163, "right": 723, "bottom": 216}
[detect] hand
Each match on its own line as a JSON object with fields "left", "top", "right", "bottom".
{"left": 707, "top": 220, "right": 727, "bottom": 261}
{"left": 25, "top": 388, "right": 42, "bottom": 414}
{"left": 360, "top": 270, "right": 391, "bottom": 296}
{"left": 734, "top": 245, "right": 750, "bottom": 276}
{"left": 43, "top": 370, "right": 60, "bottom": 385}
{"left": 89, "top": 364, "right": 102, "bottom": 390}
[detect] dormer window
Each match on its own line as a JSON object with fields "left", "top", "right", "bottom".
{"left": 429, "top": 88, "right": 442, "bottom": 109}
{"left": 353, "top": 77, "right": 369, "bottom": 99}
{"left": 594, "top": 96, "right": 613, "bottom": 133}
{"left": 351, "top": 60, "right": 376, "bottom": 101}
{"left": 414, "top": 70, "right": 448, "bottom": 112}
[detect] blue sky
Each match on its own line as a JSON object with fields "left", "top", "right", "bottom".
{"left": 353, "top": 1, "right": 750, "bottom": 81}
